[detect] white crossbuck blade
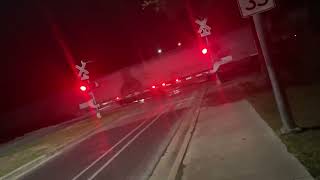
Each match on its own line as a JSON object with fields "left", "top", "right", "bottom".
{"left": 79, "top": 99, "right": 99, "bottom": 109}
{"left": 195, "top": 18, "right": 211, "bottom": 37}
{"left": 213, "top": 56, "right": 233, "bottom": 73}
{"left": 75, "top": 61, "right": 90, "bottom": 80}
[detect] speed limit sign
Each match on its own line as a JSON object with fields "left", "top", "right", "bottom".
{"left": 237, "top": 0, "right": 275, "bottom": 17}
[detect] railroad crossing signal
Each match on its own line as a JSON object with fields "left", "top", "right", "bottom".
{"left": 75, "top": 60, "right": 101, "bottom": 118}
{"left": 195, "top": 18, "right": 221, "bottom": 84}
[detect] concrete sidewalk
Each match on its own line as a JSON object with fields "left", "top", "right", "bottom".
{"left": 180, "top": 100, "right": 314, "bottom": 180}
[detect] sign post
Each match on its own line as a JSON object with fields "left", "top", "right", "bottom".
{"left": 76, "top": 60, "right": 102, "bottom": 119}
{"left": 237, "top": 0, "right": 300, "bottom": 134}
{"left": 195, "top": 18, "right": 221, "bottom": 84}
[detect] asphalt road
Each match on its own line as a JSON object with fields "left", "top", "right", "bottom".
{"left": 21, "top": 86, "right": 201, "bottom": 180}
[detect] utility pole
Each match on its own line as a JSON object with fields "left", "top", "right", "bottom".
{"left": 237, "top": 0, "right": 300, "bottom": 134}
{"left": 252, "top": 14, "right": 300, "bottom": 134}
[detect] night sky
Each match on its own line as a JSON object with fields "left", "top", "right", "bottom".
{"left": 1, "top": 0, "right": 244, "bottom": 113}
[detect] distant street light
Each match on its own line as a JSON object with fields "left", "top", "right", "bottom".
{"left": 157, "top": 48, "right": 162, "bottom": 54}
{"left": 177, "top": 42, "right": 182, "bottom": 47}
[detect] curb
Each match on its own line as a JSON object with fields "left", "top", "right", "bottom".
{"left": 167, "top": 86, "right": 207, "bottom": 180}
{"left": 167, "top": 108, "right": 200, "bottom": 180}
{"left": 149, "top": 86, "right": 207, "bottom": 180}
{"left": 148, "top": 107, "right": 198, "bottom": 180}
{"left": 0, "top": 155, "right": 45, "bottom": 180}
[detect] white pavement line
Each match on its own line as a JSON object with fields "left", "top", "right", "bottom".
{"left": 88, "top": 112, "right": 164, "bottom": 180}
{"left": 72, "top": 119, "right": 150, "bottom": 180}
{"left": 0, "top": 155, "right": 46, "bottom": 180}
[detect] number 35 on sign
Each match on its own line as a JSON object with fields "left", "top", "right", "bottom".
{"left": 237, "top": 0, "right": 275, "bottom": 17}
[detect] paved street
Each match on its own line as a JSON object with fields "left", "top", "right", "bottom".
{"left": 12, "top": 81, "right": 315, "bottom": 180}
{"left": 20, "top": 85, "right": 204, "bottom": 180}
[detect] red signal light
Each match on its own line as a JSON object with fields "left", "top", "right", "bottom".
{"left": 152, "top": 85, "right": 156, "bottom": 89}
{"left": 176, "top": 79, "right": 180, "bottom": 82}
{"left": 162, "top": 83, "right": 166, "bottom": 87}
{"left": 80, "top": 85, "right": 87, "bottom": 92}
{"left": 116, "top": 97, "right": 120, "bottom": 100}
{"left": 202, "top": 48, "right": 208, "bottom": 55}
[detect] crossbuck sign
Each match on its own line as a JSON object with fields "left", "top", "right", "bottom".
{"left": 75, "top": 60, "right": 89, "bottom": 81}
{"left": 195, "top": 18, "right": 211, "bottom": 37}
